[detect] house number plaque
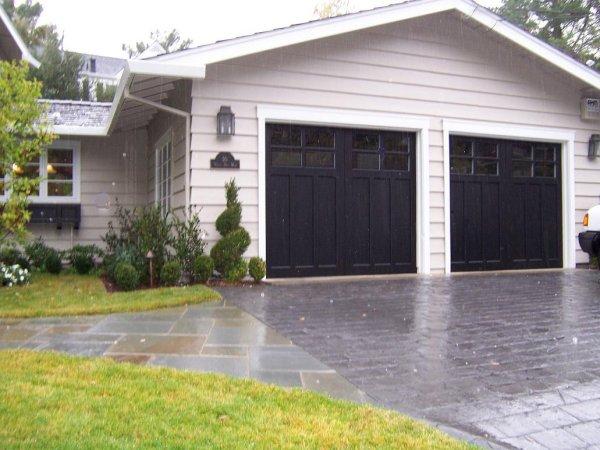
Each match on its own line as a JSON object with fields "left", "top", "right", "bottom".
{"left": 210, "top": 152, "right": 240, "bottom": 169}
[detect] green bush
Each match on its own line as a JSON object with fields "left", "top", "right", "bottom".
{"left": 248, "top": 257, "right": 266, "bottom": 283}
{"left": 68, "top": 244, "right": 101, "bottom": 275}
{"left": 591, "top": 255, "right": 599, "bottom": 270}
{"left": 210, "top": 228, "right": 251, "bottom": 275}
{"left": 172, "top": 211, "right": 206, "bottom": 278}
{"left": 0, "top": 246, "right": 30, "bottom": 270}
{"left": 192, "top": 255, "right": 214, "bottom": 283}
{"left": 215, "top": 203, "right": 241, "bottom": 236}
{"left": 44, "top": 250, "right": 62, "bottom": 274}
{"left": 104, "top": 245, "right": 145, "bottom": 282}
{"left": 114, "top": 262, "right": 140, "bottom": 291}
{"left": 24, "top": 238, "right": 52, "bottom": 268}
{"left": 225, "top": 258, "right": 247, "bottom": 283}
{"left": 160, "top": 260, "right": 182, "bottom": 286}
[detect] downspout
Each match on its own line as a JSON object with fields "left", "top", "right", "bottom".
{"left": 123, "top": 87, "right": 192, "bottom": 218}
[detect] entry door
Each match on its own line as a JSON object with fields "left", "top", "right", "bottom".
{"left": 266, "top": 124, "right": 416, "bottom": 278}
{"left": 450, "top": 135, "right": 562, "bottom": 271}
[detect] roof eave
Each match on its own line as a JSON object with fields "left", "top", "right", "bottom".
{"left": 0, "top": 6, "right": 40, "bottom": 68}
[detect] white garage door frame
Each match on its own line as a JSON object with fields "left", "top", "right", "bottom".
{"left": 442, "top": 119, "right": 576, "bottom": 275}
{"left": 257, "top": 104, "right": 431, "bottom": 275}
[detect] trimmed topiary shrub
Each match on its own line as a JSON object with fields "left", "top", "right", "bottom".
{"left": 44, "top": 250, "right": 62, "bottom": 274}
{"left": 224, "top": 258, "right": 247, "bottom": 283}
{"left": 114, "top": 262, "right": 140, "bottom": 291}
{"left": 210, "top": 179, "right": 250, "bottom": 280}
{"left": 248, "top": 257, "right": 266, "bottom": 283}
{"left": 193, "top": 255, "right": 214, "bottom": 283}
{"left": 160, "top": 260, "right": 182, "bottom": 286}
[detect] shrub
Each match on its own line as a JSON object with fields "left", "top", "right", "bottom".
{"left": 172, "top": 210, "right": 206, "bottom": 278}
{"left": 0, "top": 264, "right": 30, "bottom": 287}
{"left": 192, "top": 255, "right": 214, "bottom": 283}
{"left": 215, "top": 203, "right": 241, "bottom": 236}
{"left": 24, "top": 237, "right": 52, "bottom": 268}
{"left": 225, "top": 258, "right": 247, "bottom": 283}
{"left": 248, "top": 257, "right": 266, "bottom": 283}
{"left": 44, "top": 250, "right": 62, "bottom": 274}
{"left": 161, "top": 260, "right": 182, "bottom": 286}
{"left": 0, "top": 246, "right": 30, "bottom": 270}
{"left": 68, "top": 244, "right": 102, "bottom": 275}
{"left": 104, "top": 245, "right": 145, "bottom": 282}
{"left": 114, "top": 262, "right": 140, "bottom": 291}
{"left": 591, "top": 255, "right": 599, "bottom": 270}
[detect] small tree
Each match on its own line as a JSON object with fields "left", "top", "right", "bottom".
{"left": 210, "top": 179, "right": 250, "bottom": 280}
{"left": 95, "top": 83, "right": 117, "bottom": 102}
{"left": 0, "top": 61, "right": 55, "bottom": 243}
{"left": 80, "top": 77, "right": 91, "bottom": 101}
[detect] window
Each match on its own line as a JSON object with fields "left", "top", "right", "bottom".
{"left": 0, "top": 140, "right": 80, "bottom": 203}
{"left": 512, "top": 143, "right": 557, "bottom": 178}
{"left": 450, "top": 138, "right": 499, "bottom": 175}
{"left": 155, "top": 131, "right": 172, "bottom": 211}
{"left": 351, "top": 130, "right": 411, "bottom": 171}
{"left": 269, "top": 124, "right": 335, "bottom": 168}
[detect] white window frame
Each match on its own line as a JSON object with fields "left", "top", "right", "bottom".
{"left": 442, "top": 119, "right": 576, "bottom": 274}
{"left": 257, "top": 104, "right": 431, "bottom": 275}
{"left": 0, "top": 139, "right": 81, "bottom": 204}
{"left": 155, "top": 129, "right": 173, "bottom": 211}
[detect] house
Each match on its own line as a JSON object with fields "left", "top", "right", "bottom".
{"left": 5, "top": 0, "right": 600, "bottom": 277}
{"left": 78, "top": 53, "right": 125, "bottom": 99}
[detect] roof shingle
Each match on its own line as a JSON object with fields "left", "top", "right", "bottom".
{"left": 41, "top": 99, "right": 111, "bottom": 128}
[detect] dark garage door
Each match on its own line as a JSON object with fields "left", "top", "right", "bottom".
{"left": 450, "top": 135, "right": 562, "bottom": 271}
{"left": 266, "top": 124, "right": 416, "bottom": 278}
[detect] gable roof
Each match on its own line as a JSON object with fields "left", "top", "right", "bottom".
{"left": 0, "top": 5, "right": 39, "bottom": 67}
{"left": 152, "top": 0, "right": 600, "bottom": 90}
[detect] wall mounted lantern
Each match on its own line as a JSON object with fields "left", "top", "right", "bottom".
{"left": 589, "top": 134, "right": 600, "bottom": 158}
{"left": 217, "top": 106, "right": 235, "bottom": 136}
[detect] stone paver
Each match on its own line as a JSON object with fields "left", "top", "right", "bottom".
{"left": 219, "top": 269, "right": 600, "bottom": 449}
{"left": 0, "top": 302, "right": 367, "bottom": 406}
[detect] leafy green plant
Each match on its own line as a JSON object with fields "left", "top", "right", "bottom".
{"left": 224, "top": 258, "right": 247, "bottom": 283}
{"left": 0, "top": 246, "right": 30, "bottom": 270}
{"left": 591, "top": 255, "right": 599, "bottom": 270}
{"left": 104, "top": 245, "right": 145, "bottom": 282}
{"left": 24, "top": 237, "right": 53, "bottom": 269}
{"left": 160, "top": 260, "right": 182, "bottom": 286}
{"left": 248, "top": 257, "right": 266, "bottom": 283}
{"left": 114, "top": 262, "right": 140, "bottom": 291}
{"left": 44, "top": 250, "right": 62, "bottom": 275}
{"left": 68, "top": 245, "right": 102, "bottom": 275}
{"left": 192, "top": 255, "right": 214, "bottom": 283}
{"left": 210, "top": 180, "right": 250, "bottom": 280}
{"left": 172, "top": 210, "right": 206, "bottom": 278}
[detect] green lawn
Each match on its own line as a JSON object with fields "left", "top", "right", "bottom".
{"left": 0, "top": 350, "right": 473, "bottom": 449}
{"left": 0, "top": 273, "right": 220, "bottom": 318}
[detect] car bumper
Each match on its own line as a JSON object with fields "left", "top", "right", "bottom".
{"left": 578, "top": 231, "right": 600, "bottom": 256}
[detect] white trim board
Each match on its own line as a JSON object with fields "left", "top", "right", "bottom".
{"left": 256, "top": 104, "right": 431, "bottom": 275}
{"left": 442, "top": 119, "right": 576, "bottom": 274}
{"left": 153, "top": 0, "right": 600, "bottom": 91}
{"left": 0, "top": 5, "right": 39, "bottom": 67}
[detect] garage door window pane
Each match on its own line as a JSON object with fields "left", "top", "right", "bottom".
{"left": 513, "top": 160, "right": 532, "bottom": 177}
{"left": 352, "top": 152, "right": 379, "bottom": 170}
{"left": 305, "top": 150, "right": 334, "bottom": 168}
{"left": 271, "top": 125, "right": 301, "bottom": 146}
{"left": 474, "top": 159, "right": 498, "bottom": 175}
{"left": 451, "top": 157, "right": 472, "bottom": 174}
{"left": 512, "top": 143, "right": 532, "bottom": 160}
{"left": 534, "top": 146, "right": 555, "bottom": 162}
{"left": 306, "top": 128, "right": 334, "bottom": 148}
{"left": 382, "top": 153, "right": 409, "bottom": 171}
{"left": 475, "top": 142, "right": 498, "bottom": 158}
{"left": 353, "top": 132, "right": 379, "bottom": 150}
{"left": 451, "top": 140, "right": 472, "bottom": 156}
{"left": 383, "top": 134, "right": 410, "bottom": 153}
{"left": 272, "top": 149, "right": 301, "bottom": 167}
{"left": 534, "top": 162, "right": 555, "bottom": 178}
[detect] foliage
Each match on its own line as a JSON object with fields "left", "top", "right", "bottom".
{"left": 0, "top": 61, "right": 55, "bottom": 244}
{"left": 103, "top": 245, "right": 145, "bottom": 283}
{"left": 2, "top": 0, "right": 56, "bottom": 48}
{"left": 0, "top": 264, "right": 30, "bottom": 287}
{"left": 95, "top": 83, "right": 117, "bottom": 102}
{"left": 122, "top": 29, "right": 193, "bottom": 58}
{"left": 496, "top": 0, "right": 600, "bottom": 69}
{"left": 0, "top": 273, "right": 219, "bottom": 318}
{"left": 172, "top": 210, "right": 206, "bottom": 277}
{"left": 314, "top": 0, "right": 353, "bottom": 18}
{"left": 248, "top": 257, "right": 266, "bottom": 283}
{"left": 43, "top": 249, "right": 62, "bottom": 275}
{"left": 591, "top": 254, "right": 599, "bottom": 270}
{"left": 210, "top": 180, "right": 250, "bottom": 279}
{"left": 224, "top": 258, "right": 247, "bottom": 283}
{"left": 160, "top": 260, "right": 182, "bottom": 286}
{"left": 192, "top": 255, "right": 214, "bottom": 283}
{"left": 0, "top": 246, "right": 30, "bottom": 270}
{"left": 80, "top": 77, "right": 91, "bottom": 101}
{"left": 24, "top": 237, "right": 53, "bottom": 269}
{"left": 114, "top": 262, "right": 140, "bottom": 291}
{"left": 68, "top": 244, "right": 102, "bottom": 275}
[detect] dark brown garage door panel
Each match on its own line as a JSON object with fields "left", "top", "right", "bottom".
{"left": 450, "top": 135, "right": 562, "bottom": 272}
{"left": 266, "top": 124, "right": 416, "bottom": 278}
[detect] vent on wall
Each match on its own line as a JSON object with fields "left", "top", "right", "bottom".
{"left": 581, "top": 98, "right": 600, "bottom": 121}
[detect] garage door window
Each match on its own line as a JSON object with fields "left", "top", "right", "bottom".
{"left": 451, "top": 139, "right": 498, "bottom": 175}
{"left": 512, "top": 143, "right": 557, "bottom": 178}
{"left": 270, "top": 125, "right": 335, "bottom": 168}
{"left": 351, "top": 131, "right": 411, "bottom": 171}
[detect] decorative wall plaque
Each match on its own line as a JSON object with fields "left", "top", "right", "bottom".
{"left": 211, "top": 152, "right": 240, "bottom": 169}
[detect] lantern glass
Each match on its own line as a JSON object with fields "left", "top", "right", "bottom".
{"left": 589, "top": 134, "right": 600, "bottom": 158}
{"left": 217, "top": 106, "right": 235, "bottom": 136}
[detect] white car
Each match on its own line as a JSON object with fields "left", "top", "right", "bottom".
{"left": 578, "top": 205, "right": 600, "bottom": 265}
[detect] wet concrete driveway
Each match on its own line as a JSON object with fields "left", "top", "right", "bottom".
{"left": 220, "top": 269, "right": 600, "bottom": 449}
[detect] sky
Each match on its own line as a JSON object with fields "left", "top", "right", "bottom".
{"left": 36, "top": 0, "right": 501, "bottom": 58}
